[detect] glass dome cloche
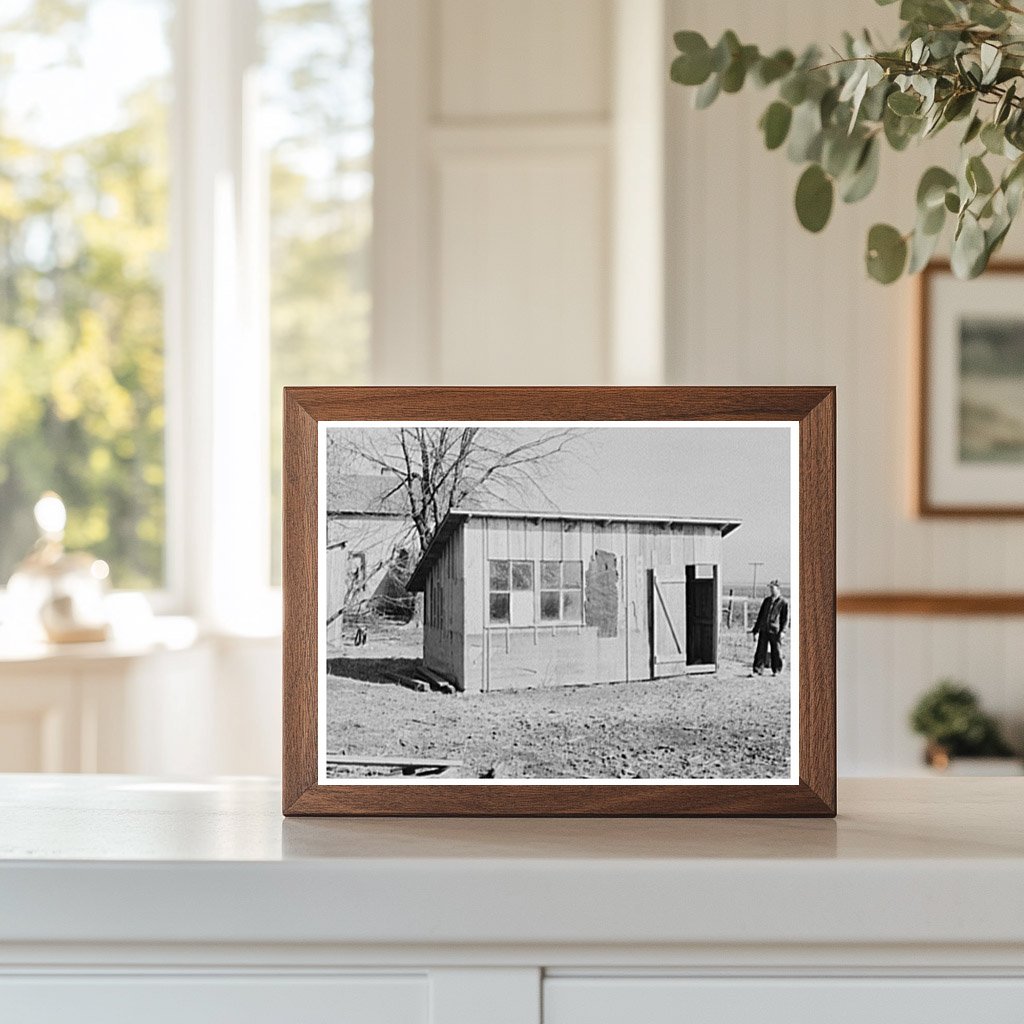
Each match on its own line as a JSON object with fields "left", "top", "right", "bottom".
{"left": 5, "top": 492, "right": 111, "bottom": 645}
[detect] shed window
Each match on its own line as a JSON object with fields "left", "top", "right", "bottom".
{"left": 489, "top": 559, "right": 534, "bottom": 625}
{"left": 540, "top": 560, "right": 583, "bottom": 622}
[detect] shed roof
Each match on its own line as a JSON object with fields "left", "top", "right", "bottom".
{"left": 406, "top": 508, "right": 742, "bottom": 592}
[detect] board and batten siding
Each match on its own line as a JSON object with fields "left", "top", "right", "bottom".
{"left": 666, "top": 0, "right": 1024, "bottom": 773}
{"left": 423, "top": 521, "right": 465, "bottom": 686}
{"left": 456, "top": 516, "right": 724, "bottom": 692}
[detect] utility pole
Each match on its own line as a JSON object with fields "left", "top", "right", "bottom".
{"left": 749, "top": 561, "right": 764, "bottom": 599}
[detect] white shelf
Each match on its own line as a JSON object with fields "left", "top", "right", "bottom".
{"left": 1, "top": 776, "right": 1023, "bottom": 950}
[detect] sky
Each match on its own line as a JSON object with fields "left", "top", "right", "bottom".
{"left": 329, "top": 424, "right": 794, "bottom": 588}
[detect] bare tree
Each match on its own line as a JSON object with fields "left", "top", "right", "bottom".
{"left": 332, "top": 427, "right": 584, "bottom": 554}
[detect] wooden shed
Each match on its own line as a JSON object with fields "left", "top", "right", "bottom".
{"left": 405, "top": 509, "right": 741, "bottom": 692}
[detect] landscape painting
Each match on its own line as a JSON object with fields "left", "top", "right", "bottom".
{"left": 318, "top": 422, "right": 797, "bottom": 785}
{"left": 959, "top": 317, "right": 1024, "bottom": 464}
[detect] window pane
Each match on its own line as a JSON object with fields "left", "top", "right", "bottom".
{"left": 263, "top": 0, "right": 373, "bottom": 582}
{"left": 511, "top": 560, "right": 533, "bottom": 591}
{"left": 562, "top": 590, "right": 582, "bottom": 621}
{"left": 540, "top": 560, "right": 561, "bottom": 589}
{"left": 0, "top": 0, "right": 172, "bottom": 588}
{"left": 540, "top": 591, "right": 560, "bottom": 620}
{"left": 489, "top": 592, "right": 510, "bottom": 624}
{"left": 489, "top": 560, "right": 509, "bottom": 591}
{"left": 563, "top": 561, "right": 583, "bottom": 589}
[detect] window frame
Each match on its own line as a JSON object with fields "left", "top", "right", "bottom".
{"left": 488, "top": 558, "right": 583, "bottom": 628}
{"left": 540, "top": 559, "right": 584, "bottom": 624}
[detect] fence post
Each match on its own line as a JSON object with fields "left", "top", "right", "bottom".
{"left": 743, "top": 600, "right": 748, "bottom": 631}
{"left": 725, "top": 588, "right": 733, "bottom": 628}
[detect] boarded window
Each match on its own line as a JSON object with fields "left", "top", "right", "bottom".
{"left": 539, "top": 560, "right": 583, "bottom": 623}
{"left": 584, "top": 550, "right": 618, "bottom": 638}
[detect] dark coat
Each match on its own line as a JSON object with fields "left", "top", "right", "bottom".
{"left": 753, "top": 594, "right": 788, "bottom": 635}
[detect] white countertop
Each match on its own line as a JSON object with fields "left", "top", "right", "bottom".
{"left": 1, "top": 775, "right": 1022, "bottom": 949}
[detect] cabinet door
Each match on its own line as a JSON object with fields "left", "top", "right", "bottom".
{"left": 544, "top": 977, "right": 1024, "bottom": 1024}
{"left": 0, "top": 974, "right": 427, "bottom": 1024}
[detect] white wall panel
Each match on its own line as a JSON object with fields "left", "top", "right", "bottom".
{"left": 438, "top": 0, "right": 610, "bottom": 120}
{"left": 666, "top": 0, "right": 1024, "bottom": 774}
{"left": 437, "top": 151, "right": 608, "bottom": 384}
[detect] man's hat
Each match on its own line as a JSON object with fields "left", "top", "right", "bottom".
{"left": 769, "top": 579, "right": 781, "bottom": 587}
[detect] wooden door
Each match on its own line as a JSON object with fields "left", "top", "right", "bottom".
{"left": 649, "top": 570, "right": 687, "bottom": 678}
{"left": 649, "top": 568, "right": 718, "bottom": 678}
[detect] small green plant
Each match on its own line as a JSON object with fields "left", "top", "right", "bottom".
{"left": 909, "top": 679, "right": 1015, "bottom": 757}
{"left": 670, "top": 0, "right": 1024, "bottom": 283}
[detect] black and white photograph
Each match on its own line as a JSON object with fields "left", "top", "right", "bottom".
{"left": 317, "top": 421, "right": 798, "bottom": 784}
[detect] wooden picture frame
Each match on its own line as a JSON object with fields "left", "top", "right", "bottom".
{"left": 283, "top": 387, "right": 836, "bottom": 816}
{"left": 917, "top": 260, "right": 1024, "bottom": 517}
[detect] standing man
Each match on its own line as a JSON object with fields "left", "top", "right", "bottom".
{"left": 750, "top": 579, "right": 788, "bottom": 676}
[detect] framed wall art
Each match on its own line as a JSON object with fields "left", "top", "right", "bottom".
{"left": 918, "top": 261, "right": 1024, "bottom": 517}
{"left": 282, "top": 387, "right": 836, "bottom": 816}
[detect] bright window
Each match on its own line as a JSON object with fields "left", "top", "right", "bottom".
{"left": 262, "top": 0, "right": 373, "bottom": 582}
{"left": 0, "top": 0, "right": 172, "bottom": 589}
{"left": 0, "top": 0, "right": 374, "bottom": 616}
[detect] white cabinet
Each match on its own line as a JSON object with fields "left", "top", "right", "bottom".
{"left": 0, "top": 975, "right": 428, "bottom": 1024}
{"left": 1, "top": 777, "right": 1022, "bottom": 1024}
{"left": 544, "top": 978, "right": 1024, "bottom": 1024}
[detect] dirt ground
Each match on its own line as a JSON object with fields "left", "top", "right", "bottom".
{"left": 324, "top": 621, "right": 791, "bottom": 780}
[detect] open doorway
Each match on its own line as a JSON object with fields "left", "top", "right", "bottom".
{"left": 685, "top": 564, "right": 717, "bottom": 667}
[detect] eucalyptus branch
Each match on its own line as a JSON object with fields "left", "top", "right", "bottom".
{"left": 671, "top": 0, "right": 1024, "bottom": 282}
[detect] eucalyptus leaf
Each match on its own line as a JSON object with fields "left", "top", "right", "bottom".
{"left": 962, "top": 115, "right": 983, "bottom": 145}
{"left": 884, "top": 106, "right": 922, "bottom": 150}
{"left": 760, "top": 101, "right": 793, "bottom": 150}
{"left": 888, "top": 90, "right": 921, "bottom": 115}
{"left": 980, "top": 42, "right": 1003, "bottom": 86}
{"left": 795, "top": 164, "right": 834, "bottom": 232}
{"left": 721, "top": 44, "right": 759, "bottom": 93}
{"left": 917, "top": 166, "right": 957, "bottom": 210}
{"left": 951, "top": 212, "right": 987, "bottom": 278}
{"left": 970, "top": 2, "right": 1009, "bottom": 30}
{"left": 754, "top": 49, "right": 795, "bottom": 87}
{"left": 908, "top": 222, "right": 942, "bottom": 273}
{"left": 779, "top": 74, "right": 807, "bottom": 106}
{"left": 822, "top": 128, "right": 864, "bottom": 178}
{"left": 995, "top": 83, "right": 1017, "bottom": 125}
{"left": 710, "top": 31, "right": 740, "bottom": 73}
{"left": 842, "top": 137, "right": 881, "bottom": 203}
{"left": 981, "top": 122, "right": 1005, "bottom": 155}
{"left": 694, "top": 73, "right": 721, "bottom": 109}
{"left": 942, "top": 91, "right": 974, "bottom": 122}
{"left": 920, "top": 200, "right": 946, "bottom": 235}
{"left": 671, "top": 50, "right": 712, "bottom": 87}
{"left": 866, "top": 223, "right": 908, "bottom": 283}
{"left": 967, "top": 154, "right": 995, "bottom": 195}
{"left": 787, "top": 101, "right": 823, "bottom": 162}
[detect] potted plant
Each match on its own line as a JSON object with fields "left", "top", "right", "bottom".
{"left": 670, "top": 0, "right": 1024, "bottom": 283}
{"left": 909, "top": 680, "right": 1020, "bottom": 772}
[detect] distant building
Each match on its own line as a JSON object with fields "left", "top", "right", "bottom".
{"left": 405, "top": 509, "right": 741, "bottom": 692}
{"left": 325, "top": 474, "right": 416, "bottom": 640}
